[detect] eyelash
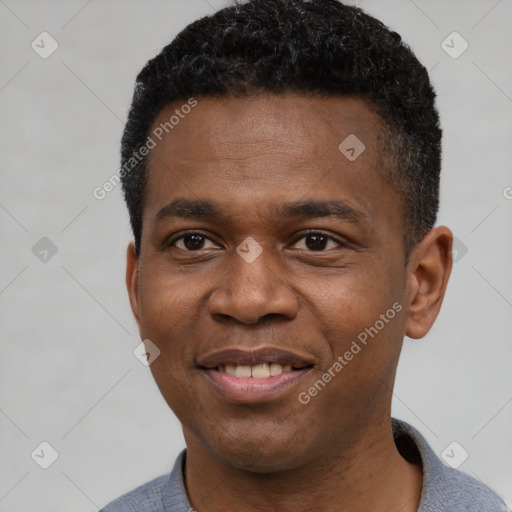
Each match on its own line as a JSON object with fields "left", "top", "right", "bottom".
{"left": 163, "top": 230, "right": 212, "bottom": 251}
{"left": 163, "top": 229, "right": 348, "bottom": 252}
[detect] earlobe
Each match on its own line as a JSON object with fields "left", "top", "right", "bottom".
{"left": 405, "top": 226, "right": 453, "bottom": 339}
{"left": 126, "top": 241, "right": 142, "bottom": 333}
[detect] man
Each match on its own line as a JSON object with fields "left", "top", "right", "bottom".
{"left": 100, "top": 0, "right": 509, "bottom": 510}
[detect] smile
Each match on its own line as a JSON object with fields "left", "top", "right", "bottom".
{"left": 201, "top": 367, "right": 312, "bottom": 404}
{"left": 197, "top": 348, "right": 314, "bottom": 404}
{"left": 217, "top": 362, "right": 293, "bottom": 378}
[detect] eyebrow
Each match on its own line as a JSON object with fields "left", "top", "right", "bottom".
{"left": 277, "top": 200, "right": 366, "bottom": 224}
{"left": 155, "top": 197, "right": 367, "bottom": 225}
{"left": 156, "top": 198, "right": 222, "bottom": 222}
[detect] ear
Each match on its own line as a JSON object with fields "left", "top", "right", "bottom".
{"left": 126, "top": 241, "right": 142, "bottom": 333}
{"left": 405, "top": 226, "right": 453, "bottom": 339}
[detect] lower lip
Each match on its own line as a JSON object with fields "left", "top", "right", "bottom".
{"left": 201, "top": 368, "right": 311, "bottom": 404}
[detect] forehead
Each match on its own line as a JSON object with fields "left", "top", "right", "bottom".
{"left": 149, "top": 94, "right": 382, "bottom": 163}
{"left": 143, "top": 94, "right": 401, "bottom": 235}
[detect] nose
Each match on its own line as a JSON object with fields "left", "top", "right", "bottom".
{"left": 207, "top": 248, "right": 299, "bottom": 324}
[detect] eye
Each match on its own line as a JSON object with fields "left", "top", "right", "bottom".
{"left": 167, "top": 231, "right": 219, "bottom": 251}
{"left": 291, "top": 231, "right": 345, "bottom": 251}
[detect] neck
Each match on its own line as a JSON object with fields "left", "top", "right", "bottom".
{"left": 183, "top": 418, "right": 423, "bottom": 512}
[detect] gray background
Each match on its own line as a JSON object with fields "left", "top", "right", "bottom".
{"left": 1, "top": 0, "right": 511, "bottom": 510}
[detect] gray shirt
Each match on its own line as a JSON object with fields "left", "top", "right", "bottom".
{"left": 99, "top": 418, "right": 509, "bottom": 511}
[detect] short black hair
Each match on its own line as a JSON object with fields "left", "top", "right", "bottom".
{"left": 120, "top": 0, "right": 442, "bottom": 263}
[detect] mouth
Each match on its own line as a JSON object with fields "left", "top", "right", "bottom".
{"left": 197, "top": 348, "right": 314, "bottom": 404}
{"left": 213, "top": 362, "right": 305, "bottom": 377}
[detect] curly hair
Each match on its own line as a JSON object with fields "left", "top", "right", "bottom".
{"left": 120, "top": 0, "right": 442, "bottom": 263}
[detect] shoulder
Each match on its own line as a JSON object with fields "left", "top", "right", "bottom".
{"left": 99, "top": 474, "right": 169, "bottom": 512}
{"left": 391, "top": 418, "right": 510, "bottom": 512}
{"left": 99, "top": 449, "right": 191, "bottom": 512}
{"left": 438, "top": 467, "right": 510, "bottom": 512}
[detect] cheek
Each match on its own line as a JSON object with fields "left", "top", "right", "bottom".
{"left": 138, "top": 272, "right": 205, "bottom": 415}
{"left": 301, "top": 274, "right": 405, "bottom": 426}
{"left": 307, "top": 264, "right": 406, "bottom": 365}
{"left": 137, "top": 269, "right": 205, "bottom": 378}
{"left": 139, "top": 265, "right": 200, "bottom": 328}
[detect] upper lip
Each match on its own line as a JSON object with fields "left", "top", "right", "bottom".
{"left": 197, "top": 347, "right": 314, "bottom": 369}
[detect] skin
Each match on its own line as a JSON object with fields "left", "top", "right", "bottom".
{"left": 126, "top": 93, "right": 453, "bottom": 512}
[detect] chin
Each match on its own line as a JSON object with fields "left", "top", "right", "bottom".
{"left": 198, "top": 421, "right": 313, "bottom": 473}
{"left": 216, "top": 445, "right": 305, "bottom": 473}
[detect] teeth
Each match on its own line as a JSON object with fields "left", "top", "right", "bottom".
{"left": 251, "top": 363, "right": 270, "bottom": 379}
{"left": 269, "top": 363, "right": 283, "bottom": 376}
{"left": 225, "top": 364, "right": 236, "bottom": 375}
{"left": 217, "top": 362, "right": 296, "bottom": 377}
{"left": 234, "top": 365, "right": 251, "bottom": 378}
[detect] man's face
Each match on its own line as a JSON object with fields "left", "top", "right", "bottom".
{"left": 128, "top": 94, "right": 413, "bottom": 471}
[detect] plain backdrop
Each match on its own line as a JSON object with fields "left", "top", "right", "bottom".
{"left": 0, "top": 0, "right": 511, "bottom": 510}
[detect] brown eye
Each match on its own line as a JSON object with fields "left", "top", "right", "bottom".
{"left": 305, "top": 234, "right": 329, "bottom": 250}
{"left": 169, "top": 231, "right": 218, "bottom": 251}
{"left": 179, "top": 234, "right": 206, "bottom": 250}
{"left": 292, "top": 232, "right": 343, "bottom": 251}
